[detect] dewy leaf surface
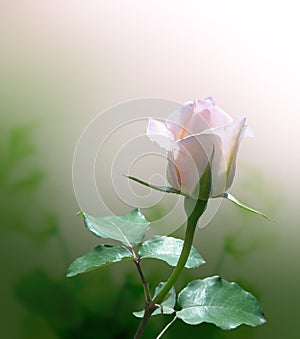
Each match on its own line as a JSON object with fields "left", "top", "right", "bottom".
{"left": 67, "top": 245, "right": 134, "bottom": 277}
{"left": 177, "top": 276, "right": 266, "bottom": 330}
{"left": 138, "top": 236, "right": 205, "bottom": 268}
{"left": 80, "top": 208, "right": 150, "bottom": 247}
{"left": 133, "top": 282, "right": 176, "bottom": 318}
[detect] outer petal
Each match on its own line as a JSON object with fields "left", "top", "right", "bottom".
{"left": 147, "top": 118, "right": 174, "bottom": 151}
{"left": 171, "top": 133, "right": 219, "bottom": 198}
{"left": 202, "top": 117, "right": 247, "bottom": 195}
{"left": 225, "top": 123, "right": 247, "bottom": 190}
{"left": 165, "top": 101, "right": 194, "bottom": 141}
{"left": 166, "top": 152, "right": 181, "bottom": 191}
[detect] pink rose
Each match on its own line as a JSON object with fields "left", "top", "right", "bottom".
{"left": 147, "top": 97, "right": 249, "bottom": 199}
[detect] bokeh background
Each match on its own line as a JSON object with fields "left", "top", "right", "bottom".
{"left": 1, "top": 1, "right": 299, "bottom": 338}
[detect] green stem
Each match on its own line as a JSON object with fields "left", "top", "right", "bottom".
{"left": 133, "top": 197, "right": 207, "bottom": 339}
{"left": 152, "top": 198, "right": 207, "bottom": 305}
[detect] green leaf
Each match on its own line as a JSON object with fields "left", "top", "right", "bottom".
{"left": 80, "top": 208, "right": 150, "bottom": 247}
{"left": 222, "top": 193, "right": 272, "bottom": 221}
{"left": 138, "top": 236, "right": 205, "bottom": 268}
{"left": 67, "top": 245, "right": 134, "bottom": 277}
{"left": 126, "top": 175, "right": 181, "bottom": 194}
{"left": 177, "top": 276, "right": 266, "bottom": 330}
{"left": 133, "top": 282, "right": 176, "bottom": 318}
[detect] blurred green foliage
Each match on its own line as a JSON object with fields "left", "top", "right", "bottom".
{"left": 15, "top": 268, "right": 146, "bottom": 338}
{"left": 0, "top": 124, "right": 44, "bottom": 191}
{"left": 0, "top": 124, "right": 57, "bottom": 243}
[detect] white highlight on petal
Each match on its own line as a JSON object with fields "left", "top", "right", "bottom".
{"left": 147, "top": 118, "right": 174, "bottom": 151}
{"left": 245, "top": 125, "right": 255, "bottom": 137}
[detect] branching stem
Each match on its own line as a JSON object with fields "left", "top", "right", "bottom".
{"left": 134, "top": 259, "right": 152, "bottom": 303}
{"left": 133, "top": 197, "right": 208, "bottom": 339}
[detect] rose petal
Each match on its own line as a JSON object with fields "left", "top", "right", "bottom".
{"left": 172, "top": 133, "right": 220, "bottom": 198}
{"left": 166, "top": 98, "right": 233, "bottom": 140}
{"left": 147, "top": 118, "right": 174, "bottom": 151}
{"left": 193, "top": 97, "right": 233, "bottom": 131}
{"left": 166, "top": 152, "right": 181, "bottom": 191}
{"left": 225, "top": 123, "right": 247, "bottom": 190}
{"left": 201, "top": 117, "right": 247, "bottom": 194}
{"left": 244, "top": 125, "right": 255, "bottom": 138}
{"left": 165, "top": 101, "right": 194, "bottom": 141}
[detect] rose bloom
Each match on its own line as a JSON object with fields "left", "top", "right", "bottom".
{"left": 147, "top": 97, "right": 250, "bottom": 199}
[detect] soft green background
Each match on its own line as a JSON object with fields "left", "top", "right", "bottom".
{"left": 1, "top": 1, "right": 299, "bottom": 338}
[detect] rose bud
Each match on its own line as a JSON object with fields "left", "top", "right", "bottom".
{"left": 147, "top": 97, "right": 250, "bottom": 199}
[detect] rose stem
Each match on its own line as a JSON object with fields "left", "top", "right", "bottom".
{"left": 133, "top": 197, "right": 208, "bottom": 339}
